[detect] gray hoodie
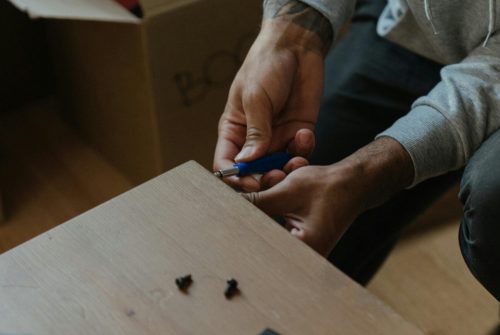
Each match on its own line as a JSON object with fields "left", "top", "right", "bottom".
{"left": 300, "top": 0, "right": 500, "bottom": 186}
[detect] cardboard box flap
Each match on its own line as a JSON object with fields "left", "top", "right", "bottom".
{"left": 7, "top": 0, "right": 139, "bottom": 23}
{"left": 140, "top": 0, "right": 199, "bottom": 17}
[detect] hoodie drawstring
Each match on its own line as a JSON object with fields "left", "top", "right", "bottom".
{"left": 483, "top": 0, "right": 496, "bottom": 47}
{"left": 424, "top": 0, "right": 438, "bottom": 34}
{"left": 424, "top": 0, "right": 496, "bottom": 46}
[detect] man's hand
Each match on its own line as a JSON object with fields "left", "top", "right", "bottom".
{"left": 214, "top": 0, "right": 333, "bottom": 192}
{"left": 243, "top": 138, "right": 415, "bottom": 256}
{"left": 247, "top": 164, "right": 364, "bottom": 256}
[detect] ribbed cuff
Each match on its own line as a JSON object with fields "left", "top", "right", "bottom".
{"left": 376, "top": 105, "right": 464, "bottom": 188}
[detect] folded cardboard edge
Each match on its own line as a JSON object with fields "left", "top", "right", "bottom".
{"left": 140, "top": 0, "right": 200, "bottom": 18}
{"left": 7, "top": 0, "right": 139, "bottom": 23}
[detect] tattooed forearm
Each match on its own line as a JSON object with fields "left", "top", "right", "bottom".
{"left": 263, "top": 0, "right": 333, "bottom": 52}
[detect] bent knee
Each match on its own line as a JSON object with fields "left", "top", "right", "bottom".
{"left": 459, "top": 171, "right": 500, "bottom": 300}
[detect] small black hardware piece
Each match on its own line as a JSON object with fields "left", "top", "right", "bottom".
{"left": 175, "top": 274, "right": 193, "bottom": 291}
{"left": 224, "top": 278, "right": 239, "bottom": 299}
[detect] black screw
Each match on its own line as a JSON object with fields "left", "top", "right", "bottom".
{"left": 224, "top": 278, "right": 239, "bottom": 299}
{"left": 259, "top": 328, "right": 280, "bottom": 335}
{"left": 175, "top": 274, "right": 193, "bottom": 291}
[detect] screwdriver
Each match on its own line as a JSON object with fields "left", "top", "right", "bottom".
{"left": 214, "top": 152, "right": 292, "bottom": 178}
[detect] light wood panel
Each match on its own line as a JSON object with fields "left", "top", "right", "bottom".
{"left": 0, "top": 99, "right": 133, "bottom": 253}
{"left": 369, "top": 188, "right": 499, "bottom": 335}
{"left": 0, "top": 161, "right": 423, "bottom": 335}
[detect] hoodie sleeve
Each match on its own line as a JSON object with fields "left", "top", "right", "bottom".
{"left": 377, "top": 36, "right": 500, "bottom": 187}
{"left": 296, "top": 0, "right": 356, "bottom": 39}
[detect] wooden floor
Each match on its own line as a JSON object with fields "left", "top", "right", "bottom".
{"left": 368, "top": 190, "right": 499, "bottom": 335}
{"left": 0, "top": 99, "right": 498, "bottom": 334}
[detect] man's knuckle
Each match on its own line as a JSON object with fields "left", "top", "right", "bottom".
{"left": 246, "top": 127, "right": 270, "bottom": 141}
{"left": 243, "top": 86, "right": 261, "bottom": 100}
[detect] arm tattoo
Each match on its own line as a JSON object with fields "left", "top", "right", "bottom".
{"left": 263, "top": 0, "right": 333, "bottom": 51}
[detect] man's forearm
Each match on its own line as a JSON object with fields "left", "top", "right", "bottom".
{"left": 262, "top": 0, "right": 333, "bottom": 54}
{"left": 337, "top": 137, "right": 415, "bottom": 212}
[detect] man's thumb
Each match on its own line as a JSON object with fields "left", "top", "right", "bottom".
{"left": 236, "top": 99, "right": 272, "bottom": 162}
{"left": 242, "top": 182, "right": 290, "bottom": 216}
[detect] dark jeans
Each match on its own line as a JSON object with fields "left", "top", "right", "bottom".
{"left": 312, "top": 0, "right": 500, "bottom": 301}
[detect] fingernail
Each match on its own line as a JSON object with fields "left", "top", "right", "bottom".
{"left": 301, "top": 131, "right": 313, "bottom": 145}
{"left": 291, "top": 228, "right": 303, "bottom": 238}
{"left": 235, "top": 147, "right": 253, "bottom": 161}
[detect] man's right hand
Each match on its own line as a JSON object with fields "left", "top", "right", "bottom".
{"left": 213, "top": 0, "right": 333, "bottom": 192}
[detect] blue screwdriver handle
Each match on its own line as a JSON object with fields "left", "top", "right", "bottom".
{"left": 234, "top": 152, "right": 292, "bottom": 177}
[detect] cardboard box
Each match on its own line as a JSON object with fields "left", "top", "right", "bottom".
{"left": 7, "top": 0, "right": 262, "bottom": 184}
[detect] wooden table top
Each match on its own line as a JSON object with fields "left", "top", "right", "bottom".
{"left": 0, "top": 162, "right": 423, "bottom": 335}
